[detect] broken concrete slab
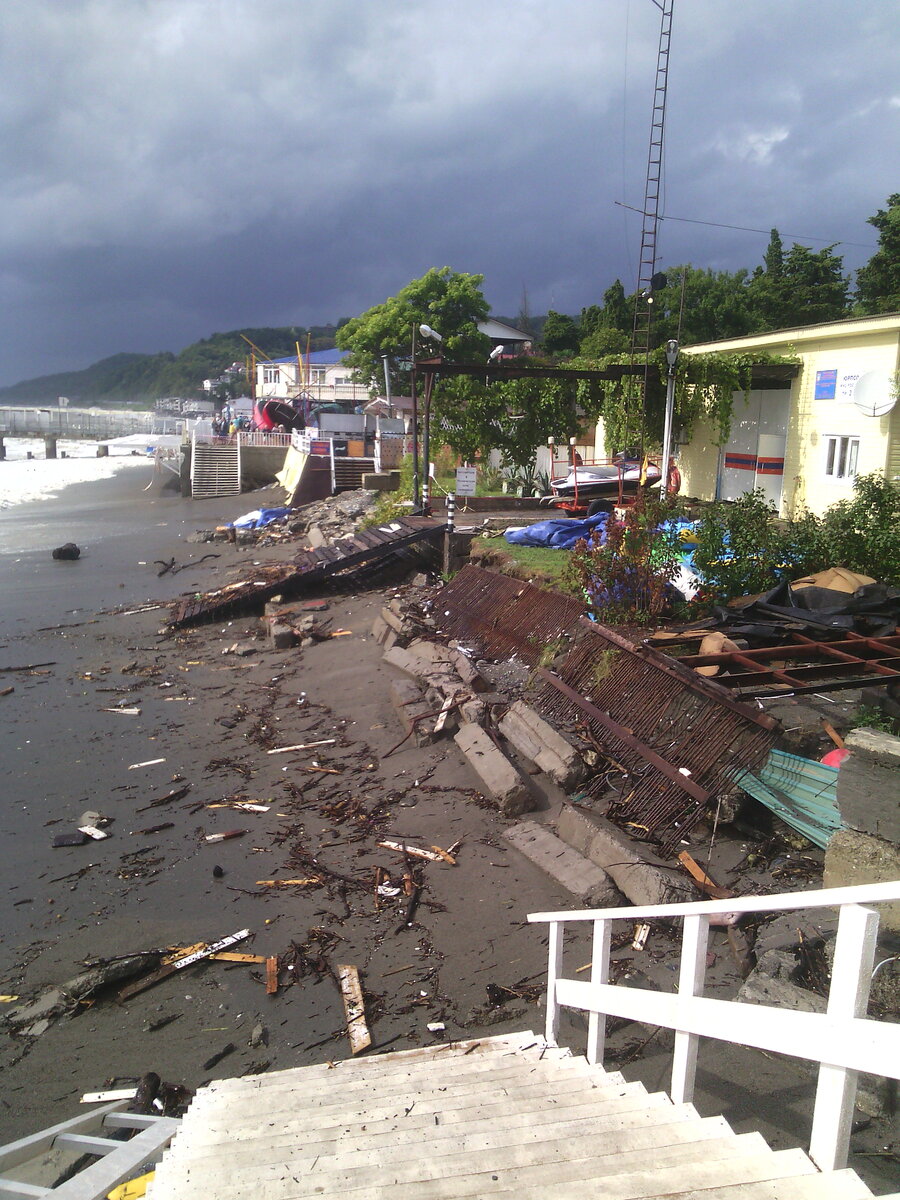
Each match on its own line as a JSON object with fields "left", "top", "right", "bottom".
{"left": 504, "top": 821, "right": 624, "bottom": 907}
{"left": 407, "top": 637, "right": 455, "bottom": 667}
{"left": 264, "top": 618, "right": 297, "bottom": 650}
{"left": 824, "top": 827, "right": 900, "bottom": 933}
{"left": 382, "top": 645, "right": 432, "bottom": 682}
{"left": 380, "top": 606, "right": 412, "bottom": 638}
{"left": 389, "top": 679, "right": 438, "bottom": 747}
{"left": 556, "top": 803, "right": 694, "bottom": 907}
{"left": 453, "top": 723, "right": 534, "bottom": 817}
{"left": 736, "top": 950, "right": 827, "bottom": 1014}
{"left": 498, "top": 700, "right": 585, "bottom": 790}
{"left": 836, "top": 727, "right": 900, "bottom": 843}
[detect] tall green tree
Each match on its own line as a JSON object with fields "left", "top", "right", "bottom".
{"left": 748, "top": 232, "right": 849, "bottom": 329}
{"left": 855, "top": 194, "right": 900, "bottom": 314}
{"left": 335, "top": 267, "right": 490, "bottom": 394}
{"left": 541, "top": 309, "right": 580, "bottom": 356}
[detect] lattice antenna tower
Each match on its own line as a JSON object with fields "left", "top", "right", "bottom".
{"left": 628, "top": 0, "right": 674, "bottom": 443}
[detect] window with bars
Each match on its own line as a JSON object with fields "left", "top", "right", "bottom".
{"left": 824, "top": 435, "right": 859, "bottom": 479}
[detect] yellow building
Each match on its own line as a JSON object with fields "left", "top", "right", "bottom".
{"left": 677, "top": 313, "right": 900, "bottom": 517}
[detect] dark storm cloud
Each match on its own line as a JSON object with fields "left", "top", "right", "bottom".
{"left": 0, "top": 0, "right": 896, "bottom": 384}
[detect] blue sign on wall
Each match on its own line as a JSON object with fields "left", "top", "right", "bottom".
{"left": 815, "top": 369, "right": 837, "bottom": 400}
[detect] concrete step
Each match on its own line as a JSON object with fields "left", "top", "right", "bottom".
{"left": 169, "top": 1079, "right": 654, "bottom": 1151}
{"left": 150, "top": 1104, "right": 718, "bottom": 1197}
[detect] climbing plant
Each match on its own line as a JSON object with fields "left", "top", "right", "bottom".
{"left": 582, "top": 347, "right": 800, "bottom": 451}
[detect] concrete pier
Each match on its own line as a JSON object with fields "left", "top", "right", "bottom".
{"left": 44, "top": 435, "right": 58, "bottom": 459}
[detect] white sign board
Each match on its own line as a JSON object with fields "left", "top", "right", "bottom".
{"left": 455, "top": 467, "right": 477, "bottom": 496}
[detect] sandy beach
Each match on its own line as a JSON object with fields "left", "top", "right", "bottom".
{"left": 0, "top": 465, "right": 896, "bottom": 1195}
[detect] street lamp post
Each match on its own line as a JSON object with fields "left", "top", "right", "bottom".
{"left": 417, "top": 324, "right": 443, "bottom": 515}
{"left": 661, "top": 338, "right": 679, "bottom": 497}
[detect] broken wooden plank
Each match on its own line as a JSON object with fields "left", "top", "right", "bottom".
{"left": 677, "top": 850, "right": 733, "bottom": 899}
{"left": 255, "top": 878, "right": 320, "bottom": 888}
{"left": 266, "top": 739, "right": 336, "bottom": 755}
{"left": 337, "top": 964, "right": 371, "bottom": 1054}
{"left": 118, "top": 929, "right": 251, "bottom": 1001}
{"left": 265, "top": 957, "right": 279, "bottom": 995}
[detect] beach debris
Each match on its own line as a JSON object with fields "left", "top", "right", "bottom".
{"left": 202, "top": 1043, "right": 236, "bottom": 1071}
{"left": 631, "top": 923, "right": 651, "bottom": 951}
{"left": 52, "top": 831, "right": 89, "bottom": 848}
{"left": 677, "top": 850, "right": 733, "bottom": 899}
{"left": 0, "top": 686, "right": 13, "bottom": 697}
{"left": 128, "top": 758, "right": 166, "bottom": 770}
{"left": 249, "top": 1023, "right": 269, "bottom": 1048}
{"left": 78, "top": 810, "right": 111, "bottom": 840}
{"left": 267, "top": 739, "right": 337, "bottom": 755}
{"left": 204, "top": 829, "right": 246, "bottom": 843}
{"left": 212, "top": 865, "right": 225, "bottom": 878}
{"left": 100, "top": 705, "right": 141, "bottom": 716}
{"left": 118, "top": 929, "right": 251, "bottom": 1002}
{"left": 4, "top": 954, "right": 161, "bottom": 1035}
{"left": 266, "top": 957, "right": 279, "bottom": 995}
{"left": 337, "top": 964, "right": 371, "bottom": 1054}
{"left": 377, "top": 839, "right": 456, "bottom": 864}
{"left": 135, "top": 782, "right": 191, "bottom": 812}
{"left": 81, "top": 1087, "right": 137, "bottom": 1104}
{"left": 0, "top": 660, "right": 56, "bottom": 673}
{"left": 52, "top": 542, "right": 80, "bottom": 560}
{"left": 426, "top": 1021, "right": 446, "bottom": 1033}
{"left": 135, "top": 822, "right": 175, "bottom": 835}
{"left": 206, "top": 801, "right": 270, "bottom": 812}
{"left": 256, "top": 878, "right": 321, "bottom": 888}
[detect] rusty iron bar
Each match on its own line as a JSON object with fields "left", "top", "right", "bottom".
{"left": 434, "top": 565, "right": 585, "bottom": 665}
{"left": 535, "top": 617, "right": 779, "bottom": 855}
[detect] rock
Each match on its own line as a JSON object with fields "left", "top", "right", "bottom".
{"left": 51, "top": 543, "right": 80, "bottom": 560}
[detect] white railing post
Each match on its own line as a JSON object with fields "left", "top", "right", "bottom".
{"left": 586, "top": 918, "right": 611, "bottom": 1066}
{"left": 670, "top": 912, "right": 710, "bottom": 1104}
{"left": 545, "top": 921, "right": 564, "bottom": 1047}
{"left": 809, "top": 903, "right": 880, "bottom": 1172}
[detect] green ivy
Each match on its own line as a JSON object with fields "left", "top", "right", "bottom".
{"left": 580, "top": 347, "right": 800, "bottom": 451}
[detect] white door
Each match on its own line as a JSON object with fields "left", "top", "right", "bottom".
{"left": 717, "top": 389, "right": 790, "bottom": 508}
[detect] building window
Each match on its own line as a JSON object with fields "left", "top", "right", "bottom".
{"left": 824, "top": 435, "right": 859, "bottom": 479}
{"left": 263, "top": 365, "right": 281, "bottom": 385}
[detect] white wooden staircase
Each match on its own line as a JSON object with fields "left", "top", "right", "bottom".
{"left": 191, "top": 441, "right": 241, "bottom": 498}
{"left": 145, "top": 1030, "right": 878, "bottom": 1199}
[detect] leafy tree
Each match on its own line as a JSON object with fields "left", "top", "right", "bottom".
{"left": 649, "top": 266, "right": 754, "bottom": 346}
{"left": 335, "top": 267, "right": 490, "bottom": 394}
{"left": 748, "top": 231, "right": 849, "bottom": 329}
{"left": 855, "top": 194, "right": 900, "bottom": 314}
{"left": 541, "top": 309, "right": 580, "bottom": 356}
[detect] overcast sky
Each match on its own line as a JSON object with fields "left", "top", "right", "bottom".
{"left": 1, "top": 0, "right": 896, "bottom": 386}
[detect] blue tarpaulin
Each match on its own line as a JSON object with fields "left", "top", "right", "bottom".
{"left": 230, "top": 507, "right": 292, "bottom": 530}
{"left": 504, "top": 512, "right": 609, "bottom": 549}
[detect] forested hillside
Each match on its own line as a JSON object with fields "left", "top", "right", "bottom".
{"left": 0, "top": 325, "right": 340, "bottom": 406}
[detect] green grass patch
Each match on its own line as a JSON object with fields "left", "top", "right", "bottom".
{"left": 468, "top": 538, "right": 580, "bottom": 593}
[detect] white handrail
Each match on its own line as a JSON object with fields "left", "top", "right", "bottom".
{"left": 528, "top": 879, "right": 900, "bottom": 1173}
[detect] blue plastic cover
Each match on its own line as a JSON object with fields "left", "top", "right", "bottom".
{"left": 230, "top": 507, "right": 292, "bottom": 530}
{"left": 504, "top": 512, "right": 609, "bottom": 549}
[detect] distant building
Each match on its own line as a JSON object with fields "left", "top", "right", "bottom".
{"left": 255, "top": 348, "right": 367, "bottom": 406}
{"left": 478, "top": 318, "right": 533, "bottom": 356}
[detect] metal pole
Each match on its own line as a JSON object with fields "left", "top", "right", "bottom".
{"left": 410, "top": 327, "right": 420, "bottom": 509}
{"left": 661, "top": 339, "right": 679, "bottom": 497}
{"left": 422, "top": 370, "right": 434, "bottom": 516}
{"left": 446, "top": 492, "right": 455, "bottom": 530}
{"left": 382, "top": 354, "right": 393, "bottom": 418}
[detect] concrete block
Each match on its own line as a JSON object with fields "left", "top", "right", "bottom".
{"left": 307, "top": 524, "right": 327, "bottom": 549}
{"left": 454, "top": 724, "right": 534, "bottom": 816}
{"left": 371, "top": 614, "right": 391, "bottom": 644}
{"left": 824, "top": 828, "right": 900, "bottom": 933}
{"left": 380, "top": 606, "right": 410, "bottom": 635}
{"left": 382, "top": 645, "right": 431, "bottom": 682}
{"left": 389, "top": 678, "right": 436, "bottom": 747}
{"left": 736, "top": 951, "right": 827, "bottom": 1013}
{"left": 361, "top": 472, "right": 400, "bottom": 492}
{"left": 452, "top": 650, "right": 483, "bottom": 688}
{"left": 498, "top": 701, "right": 585, "bottom": 790}
{"left": 266, "top": 619, "right": 297, "bottom": 650}
{"left": 460, "top": 697, "right": 487, "bottom": 725}
{"left": 504, "top": 822, "right": 623, "bottom": 907}
{"left": 556, "top": 803, "right": 694, "bottom": 907}
{"left": 407, "top": 637, "right": 454, "bottom": 667}
{"left": 836, "top": 727, "right": 900, "bottom": 842}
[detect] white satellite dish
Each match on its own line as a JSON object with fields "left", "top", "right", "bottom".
{"left": 852, "top": 370, "right": 896, "bottom": 417}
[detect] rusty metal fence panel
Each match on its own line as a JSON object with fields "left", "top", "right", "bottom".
{"left": 433, "top": 564, "right": 586, "bottom": 665}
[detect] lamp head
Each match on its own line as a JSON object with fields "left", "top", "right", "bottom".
{"left": 488, "top": 344, "right": 505, "bottom": 361}
{"left": 418, "top": 324, "right": 443, "bottom": 343}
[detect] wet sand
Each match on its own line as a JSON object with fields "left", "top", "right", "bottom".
{"left": 0, "top": 470, "right": 895, "bottom": 1195}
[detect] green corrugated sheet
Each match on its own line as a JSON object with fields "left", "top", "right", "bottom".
{"left": 735, "top": 748, "right": 843, "bottom": 849}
